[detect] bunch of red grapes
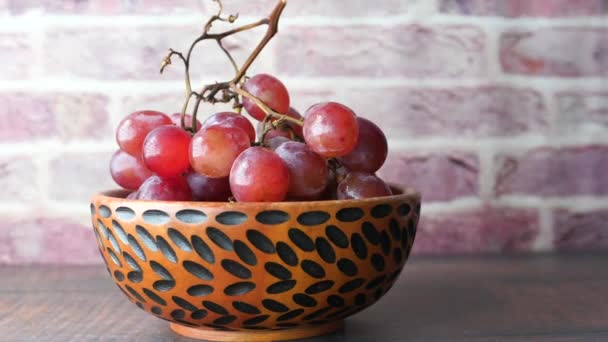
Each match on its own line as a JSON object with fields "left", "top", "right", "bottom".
{"left": 110, "top": 74, "right": 392, "bottom": 202}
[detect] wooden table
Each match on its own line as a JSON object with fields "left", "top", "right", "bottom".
{"left": 1, "top": 253, "right": 607, "bottom": 341}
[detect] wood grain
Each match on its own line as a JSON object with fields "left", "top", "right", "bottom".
{"left": 1, "top": 253, "right": 608, "bottom": 341}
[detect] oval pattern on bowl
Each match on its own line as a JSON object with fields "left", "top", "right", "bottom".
{"left": 90, "top": 186, "right": 420, "bottom": 332}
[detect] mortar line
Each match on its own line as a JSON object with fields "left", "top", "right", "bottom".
{"left": 2, "top": 13, "right": 608, "bottom": 28}
{"left": 533, "top": 206, "right": 554, "bottom": 252}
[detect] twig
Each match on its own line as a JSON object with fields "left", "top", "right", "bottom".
{"left": 160, "top": 0, "right": 288, "bottom": 133}
{"left": 231, "top": 86, "right": 303, "bottom": 126}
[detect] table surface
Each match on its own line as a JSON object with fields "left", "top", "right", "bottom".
{"left": 1, "top": 252, "right": 607, "bottom": 342}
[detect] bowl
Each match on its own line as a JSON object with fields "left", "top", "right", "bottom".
{"left": 90, "top": 185, "right": 420, "bottom": 341}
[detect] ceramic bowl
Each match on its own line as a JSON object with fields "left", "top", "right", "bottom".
{"left": 90, "top": 185, "right": 420, "bottom": 341}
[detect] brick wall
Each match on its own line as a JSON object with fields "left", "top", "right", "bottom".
{"left": 1, "top": 0, "right": 607, "bottom": 264}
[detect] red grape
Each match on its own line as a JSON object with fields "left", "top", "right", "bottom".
{"left": 257, "top": 120, "right": 293, "bottom": 143}
{"left": 142, "top": 125, "right": 192, "bottom": 178}
{"left": 266, "top": 136, "right": 291, "bottom": 151}
{"left": 186, "top": 172, "right": 231, "bottom": 201}
{"left": 110, "top": 150, "right": 153, "bottom": 190}
{"left": 137, "top": 175, "right": 192, "bottom": 201}
{"left": 229, "top": 147, "right": 290, "bottom": 202}
{"left": 337, "top": 172, "right": 392, "bottom": 199}
{"left": 201, "top": 112, "right": 256, "bottom": 142}
{"left": 170, "top": 113, "right": 202, "bottom": 132}
{"left": 338, "top": 117, "right": 388, "bottom": 173}
{"left": 303, "top": 102, "right": 359, "bottom": 158}
{"left": 116, "top": 110, "right": 172, "bottom": 157}
{"left": 190, "top": 125, "right": 250, "bottom": 178}
{"left": 275, "top": 142, "right": 328, "bottom": 200}
{"left": 242, "top": 74, "right": 290, "bottom": 121}
{"left": 286, "top": 107, "right": 304, "bottom": 138}
{"left": 265, "top": 125, "right": 293, "bottom": 140}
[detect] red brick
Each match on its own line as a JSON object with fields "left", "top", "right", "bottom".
{"left": 0, "top": 93, "right": 110, "bottom": 141}
{"left": 43, "top": 26, "right": 272, "bottom": 81}
{"left": 0, "top": 215, "right": 99, "bottom": 264}
{"left": 290, "top": 86, "right": 547, "bottom": 139}
{"left": 44, "top": 27, "right": 192, "bottom": 81}
{"left": 413, "top": 207, "right": 540, "bottom": 254}
{"left": 440, "top": 0, "right": 607, "bottom": 17}
{"left": 495, "top": 146, "right": 608, "bottom": 197}
{"left": 0, "top": 33, "right": 33, "bottom": 79}
{"left": 555, "top": 91, "right": 608, "bottom": 134}
{"left": 54, "top": 94, "right": 112, "bottom": 141}
{"left": 378, "top": 151, "right": 479, "bottom": 202}
{"left": 4, "top": 0, "right": 203, "bottom": 15}
{"left": 216, "top": 0, "right": 431, "bottom": 17}
{"left": 553, "top": 208, "right": 608, "bottom": 251}
{"left": 277, "top": 24, "right": 486, "bottom": 78}
{"left": 49, "top": 151, "right": 116, "bottom": 202}
{"left": 500, "top": 28, "right": 608, "bottom": 77}
{"left": 0, "top": 156, "right": 40, "bottom": 203}
{"left": 0, "top": 93, "right": 57, "bottom": 141}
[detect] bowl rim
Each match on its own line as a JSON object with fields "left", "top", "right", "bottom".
{"left": 92, "top": 184, "right": 421, "bottom": 208}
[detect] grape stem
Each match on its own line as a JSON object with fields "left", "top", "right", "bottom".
{"left": 328, "top": 158, "right": 346, "bottom": 186}
{"left": 258, "top": 114, "right": 296, "bottom": 146}
{"left": 161, "top": 0, "right": 288, "bottom": 133}
{"left": 231, "top": 86, "right": 303, "bottom": 126}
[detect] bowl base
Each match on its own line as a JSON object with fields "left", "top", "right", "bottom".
{"left": 169, "top": 321, "right": 344, "bottom": 341}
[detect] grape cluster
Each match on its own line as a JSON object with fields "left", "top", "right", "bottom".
{"left": 110, "top": 74, "right": 392, "bottom": 202}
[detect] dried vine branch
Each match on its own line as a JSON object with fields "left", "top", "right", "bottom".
{"left": 231, "top": 86, "right": 303, "bottom": 126}
{"left": 161, "top": 0, "right": 290, "bottom": 134}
